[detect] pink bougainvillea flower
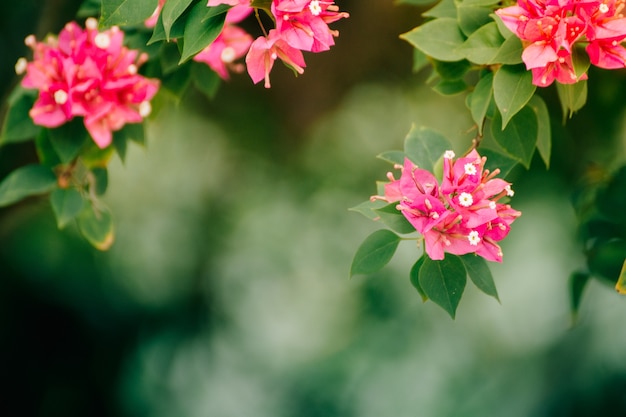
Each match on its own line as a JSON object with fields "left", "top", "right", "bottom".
{"left": 245, "top": 29, "right": 306, "bottom": 88}
{"left": 194, "top": 24, "right": 254, "bottom": 79}
{"left": 371, "top": 150, "right": 521, "bottom": 263}
{"left": 496, "top": 0, "right": 626, "bottom": 86}
{"left": 271, "top": 0, "right": 349, "bottom": 52}
{"left": 19, "top": 18, "right": 160, "bottom": 148}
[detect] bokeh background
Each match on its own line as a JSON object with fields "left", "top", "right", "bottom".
{"left": 2, "top": 1, "right": 626, "bottom": 416}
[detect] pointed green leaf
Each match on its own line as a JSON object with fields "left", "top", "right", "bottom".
{"left": 460, "top": 253, "right": 499, "bottom": 301}
{"left": 48, "top": 119, "right": 90, "bottom": 163}
{"left": 469, "top": 71, "right": 493, "bottom": 135}
{"left": 527, "top": 95, "right": 551, "bottom": 168}
{"left": 162, "top": 0, "right": 195, "bottom": 40}
{"left": 400, "top": 18, "right": 466, "bottom": 62}
{"left": 492, "top": 12, "right": 514, "bottom": 38}
{"left": 457, "top": 4, "right": 494, "bottom": 37}
{"left": 377, "top": 150, "right": 405, "bottom": 165}
{"left": 78, "top": 204, "right": 115, "bottom": 250}
{"left": 491, "top": 34, "right": 523, "bottom": 64}
{"left": 50, "top": 188, "right": 84, "bottom": 229}
{"left": 493, "top": 64, "right": 536, "bottom": 128}
{"left": 92, "top": 167, "right": 109, "bottom": 196}
{"left": 192, "top": 61, "right": 221, "bottom": 99}
{"left": 556, "top": 80, "right": 587, "bottom": 120}
{"left": 432, "top": 59, "right": 471, "bottom": 80}
{"left": 35, "top": 129, "right": 62, "bottom": 168}
{"left": 423, "top": 0, "right": 457, "bottom": 19}
{"left": 1, "top": 88, "right": 41, "bottom": 144}
{"left": 349, "top": 199, "right": 387, "bottom": 221}
{"left": 458, "top": 22, "right": 504, "bottom": 64}
{"left": 404, "top": 125, "right": 452, "bottom": 172}
{"left": 374, "top": 203, "right": 416, "bottom": 234}
{"left": 418, "top": 255, "right": 467, "bottom": 318}
{"left": 410, "top": 255, "right": 428, "bottom": 301}
{"left": 0, "top": 164, "right": 57, "bottom": 207}
{"left": 149, "top": 10, "right": 187, "bottom": 44}
{"left": 350, "top": 230, "right": 401, "bottom": 277}
{"left": 100, "top": 0, "right": 159, "bottom": 28}
{"left": 491, "top": 106, "right": 538, "bottom": 168}
{"left": 432, "top": 79, "right": 468, "bottom": 95}
{"left": 479, "top": 147, "right": 519, "bottom": 178}
{"left": 413, "top": 49, "right": 430, "bottom": 73}
{"left": 179, "top": 2, "right": 227, "bottom": 63}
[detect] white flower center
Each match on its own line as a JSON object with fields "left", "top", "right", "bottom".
{"left": 489, "top": 201, "right": 496, "bottom": 210}
{"left": 468, "top": 231, "right": 481, "bottom": 246}
{"left": 86, "top": 17, "right": 98, "bottom": 30}
{"left": 128, "top": 64, "right": 138, "bottom": 75}
{"left": 309, "top": 0, "right": 322, "bottom": 15}
{"left": 139, "top": 101, "right": 152, "bottom": 118}
{"left": 221, "top": 46, "right": 236, "bottom": 63}
{"left": 54, "top": 90, "right": 68, "bottom": 105}
{"left": 458, "top": 192, "right": 473, "bottom": 207}
{"left": 464, "top": 162, "right": 477, "bottom": 176}
{"left": 94, "top": 33, "right": 111, "bottom": 49}
{"left": 505, "top": 185, "right": 514, "bottom": 197}
{"left": 15, "top": 57, "right": 27, "bottom": 75}
{"left": 599, "top": 3, "right": 609, "bottom": 13}
{"left": 444, "top": 150, "right": 455, "bottom": 159}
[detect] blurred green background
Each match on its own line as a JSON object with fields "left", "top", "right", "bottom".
{"left": 2, "top": 1, "right": 626, "bottom": 416}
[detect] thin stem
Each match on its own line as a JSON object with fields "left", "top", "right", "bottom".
{"left": 255, "top": 8, "right": 269, "bottom": 37}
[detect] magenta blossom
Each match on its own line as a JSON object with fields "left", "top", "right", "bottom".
{"left": 18, "top": 18, "right": 159, "bottom": 148}
{"left": 495, "top": 0, "right": 626, "bottom": 86}
{"left": 245, "top": 29, "right": 306, "bottom": 88}
{"left": 372, "top": 150, "right": 521, "bottom": 262}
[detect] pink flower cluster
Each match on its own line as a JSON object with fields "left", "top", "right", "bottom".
{"left": 159, "top": 0, "right": 348, "bottom": 87}
{"left": 374, "top": 150, "right": 521, "bottom": 262}
{"left": 496, "top": 0, "right": 626, "bottom": 86}
{"left": 17, "top": 18, "right": 160, "bottom": 149}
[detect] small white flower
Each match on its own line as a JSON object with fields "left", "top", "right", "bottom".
{"left": 139, "top": 101, "right": 152, "bottom": 118}
{"left": 309, "top": 0, "right": 322, "bottom": 15}
{"left": 489, "top": 201, "right": 497, "bottom": 210}
{"left": 468, "top": 231, "right": 481, "bottom": 246}
{"left": 86, "top": 17, "right": 98, "bottom": 30}
{"left": 599, "top": 3, "right": 609, "bottom": 13}
{"left": 54, "top": 90, "right": 68, "bottom": 105}
{"left": 505, "top": 185, "right": 514, "bottom": 197}
{"left": 458, "top": 192, "right": 473, "bottom": 207}
{"left": 444, "top": 150, "right": 456, "bottom": 159}
{"left": 15, "top": 57, "right": 27, "bottom": 75}
{"left": 221, "top": 46, "right": 236, "bottom": 63}
{"left": 95, "top": 33, "right": 111, "bottom": 49}
{"left": 464, "top": 162, "right": 477, "bottom": 176}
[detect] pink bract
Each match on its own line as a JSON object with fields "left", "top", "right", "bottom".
{"left": 372, "top": 151, "right": 521, "bottom": 263}
{"left": 245, "top": 29, "right": 306, "bottom": 88}
{"left": 20, "top": 19, "right": 159, "bottom": 149}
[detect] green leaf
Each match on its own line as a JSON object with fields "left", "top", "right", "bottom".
{"left": 491, "top": 106, "right": 538, "bottom": 168}
{"left": 0, "top": 164, "right": 57, "bottom": 207}
{"left": 35, "top": 129, "right": 62, "bottom": 168}
{"left": 160, "top": 41, "right": 184, "bottom": 75}
{"left": 161, "top": 62, "right": 192, "bottom": 100}
{"left": 192, "top": 61, "right": 221, "bottom": 99}
{"left": 377, "top": 150, "right": 405, "bottom": 165}
{"left": 162, "top": 0, "right": 195, "bottom": 40}
{"left": 78, "top": 203, "right": 115, "bottom": 250}
{"left": 432, "top": 59, "right": 471, "bottom": 80}
{"left": 349, "top": 199, "right": 387, "bottom": 221}
{"left": 77, "top": 0, "right": 102, "bottom": 17}
{"left": 423, "top": 0, "right": 457, "bottom": 19}
{"left": 350, "top": 230, "right": 401, "bottom": 277}
{"left": 570, "top": 271, "right": 590, "bottom": 320}
{"left": 179, "top": 2, "right": 227, "bottom": 63}
{"left": 400, "top": 18, "right": 466, "bottom": 62}
{"left": 1, "top": 88, "right": 41, "bottom": 144}
{"left": 493, "top": 64, "right": 536, "bottom": 128}
{"left": 492, "top": 12, "right": 514, "bottom": 39}
{"left": 92, "top": 167, "right": 109, "bottom": 196}
{"left": 469, "top": 71, "right": 493, "bottom": 135}
{"left": 418, "top": 255, "right": 467, "bottom": 318}
{"left": 48, "top": 119, "right": 90, "bottom": 163}
{"left": 396, "top": 0, "right": 438, "bottom": 5}
{"left": 432, "top": 79, "right": 468, "bottom": 95}
{"left": 491, "top": 35, "right": 523, "bottom": 65}
{"left": 615, "top": 260, "right": 626, "bottom": 294}
{"left": 458, "top": 22, "right": 504, "bottom": 64}
{"left": 100, "top": 0, "right": 159, "bottom": 28}
{"left": 556, "top": 80, "right": 587, "bottom": 120}
{"left": 410, "top": 255, "right": 428, "bottom": 301}
{"left": 479, "top": 147, "right": 519, "bottom": 178}
{"left": 413, "top": 49, "right": 430, "bottom": 73}
{"left": 571, "top": 45, "right": 591, "bottom": 79}
{"left": 149, "top": 10, "right": 187, "bottom": 44}
{"left": 50, "top": 188, "right": 84, "bottom": 229}
{"left": 457, "top": 4, "right": 494, "bottom": 37}
{"left": 527, "top": 95, "right": 551, "bottom": 168}
{"left": 404, "top": 125, "right": 452, "bottom": 172}
{"left": 460, "top": 253, "right": 499, "bottom": 301}
{"left": 374, "top": 203, "right": 416, "bottom": 234}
